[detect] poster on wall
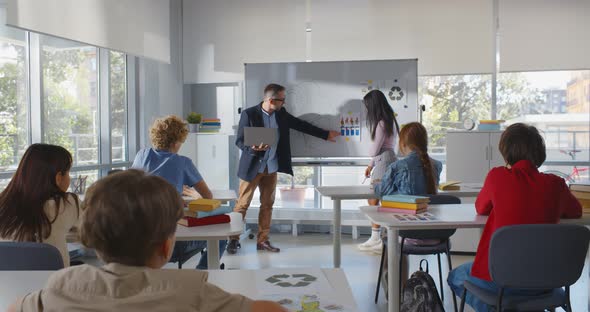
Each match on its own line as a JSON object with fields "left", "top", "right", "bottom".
{"left": 339, "top": 112, "right": 361, "bottom": 142}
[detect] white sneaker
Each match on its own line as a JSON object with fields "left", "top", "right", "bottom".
{"left": 358, "top": 238, "right": 382, "bottom": 251}
{"left": 371, "top": 241, "right": 384, "bottom": 254}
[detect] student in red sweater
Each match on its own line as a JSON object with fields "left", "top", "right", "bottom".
{"left": 447, "top": 123, "right": 582, "bottom": 312}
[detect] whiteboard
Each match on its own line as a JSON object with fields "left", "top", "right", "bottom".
{"left": 244, "top": 59, "right": 418, "bottom": 157}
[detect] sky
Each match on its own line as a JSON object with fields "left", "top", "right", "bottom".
{"left": 523, "top": 70, "right": 574, "bottom": 90}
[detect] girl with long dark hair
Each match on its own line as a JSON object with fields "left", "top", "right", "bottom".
{"left": 0, "top": 143, "right": 80, "bottom": 266}
{"left": 358, "top": 90, "right": 400, "bottom": 252}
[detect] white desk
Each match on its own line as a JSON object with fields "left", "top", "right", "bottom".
{"left": 0, "top": 268, "right": 358, "bottom": 311}
{"left": 361, "top": 204, "right": 590, "bottom": 312}
{"left": 316, "top": 185, "right": 482, "bottom": 268}
{"left": 175, "top": 212, "right": 243, "bottom": 270}
{"left": 361, "top": 204, "right": 486, "bottom": 312}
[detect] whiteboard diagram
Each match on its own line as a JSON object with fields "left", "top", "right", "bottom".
{"left": 245, "top": 60, "right": 418, "bottom": 157}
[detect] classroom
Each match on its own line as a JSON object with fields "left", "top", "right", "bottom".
{"left": 0, "top": 1, "right": 589, "bottom": 312}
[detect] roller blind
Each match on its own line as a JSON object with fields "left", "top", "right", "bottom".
{"left": 499, "top": 0, "right": 590, "bottom": 72}
{"left": 310, "top": 0, "right": 494, "bottom": 76}
{"left": 6, "top": 0, "right": 171, "bottom": 63}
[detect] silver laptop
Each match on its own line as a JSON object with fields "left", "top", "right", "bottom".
{"left": 244, "top": 127, "right": 277, "bottom": 147}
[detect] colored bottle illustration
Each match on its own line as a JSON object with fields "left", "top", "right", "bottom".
{"left": 345, "top": 118, "right": 350, "bottom": 136}
{"left": 355, "top": 117, "right": 360, "bottom": 136}
{"left": 340, "top": 117, "right": 345, "bottom": 136}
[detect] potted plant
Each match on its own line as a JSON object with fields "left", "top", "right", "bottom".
{"left": 186, "top": 112, "right": 202, "bottom": 132}
{"left": 279, "top": 170, "right": 310, "bottom": 208}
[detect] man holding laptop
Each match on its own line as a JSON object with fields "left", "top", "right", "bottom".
{"left": 228, "top": 83, "right": 340, "bottom": 253}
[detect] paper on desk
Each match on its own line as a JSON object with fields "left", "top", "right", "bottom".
{"left": 259, "top": 294, "right": 355, "bottom": 312}
{"left": 256, "top": 268, "right": 333, "bottom": 294}
{"left": 391, "top": 212, "right": 439, "bottom": 222}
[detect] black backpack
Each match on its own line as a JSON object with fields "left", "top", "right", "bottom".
{"left": 400, "top": 259, "right": 445, "bottom": 312}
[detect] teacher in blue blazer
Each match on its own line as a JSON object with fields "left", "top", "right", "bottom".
{"left": 228, "top": 83, "right": 340, "bottom": 254}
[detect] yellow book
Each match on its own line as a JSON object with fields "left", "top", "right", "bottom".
{"left": 571, "top": 191, "right": 590, "bottom": 200}
{"left": 577, "top": 198, "right": 590, "bottom": 209}
{"left": 188, "top": 198, "right": 221, "bottom": 212}
{"left": 380, "top": 201, "right": 428, "bottom": 210}
{"left": 479, "top": 119, "right": 504, "bottom": 124}
{"left": 439, "top": 181, "right": 461, "bottom": 191}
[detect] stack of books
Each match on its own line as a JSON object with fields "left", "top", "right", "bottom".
{"left": 178, "top": 198, "right": 230, "bottom": 227}
{"left": 477, "top": 120, "right": 503, "bottom": 131}
{"left": 378, "top": 194, "right": 430, "bottom": 214}
{"left": 200, "top": 118, "right": 221, "bottom": 133}
{"left": 570, "top": 183, "right": 590, "bottom": 214}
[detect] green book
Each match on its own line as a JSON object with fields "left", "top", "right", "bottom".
{"left": 381, "top": 194, "right": 430, "bottom": 204}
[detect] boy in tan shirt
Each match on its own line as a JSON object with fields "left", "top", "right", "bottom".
{"left": 9, "top": 170, "right": 285, "bottom": 312}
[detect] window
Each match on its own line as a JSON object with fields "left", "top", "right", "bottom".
{"left": 419, "top": 74, "right": 492, "bottom": 163}
{"left": 41, "top": 35, "right": 99, "bottom": 166}
{"left": 499, "top": 70, "right": 590, "bottom": 182}
{"left": 419, "top": 70, "right": 590, "bottom": 183}
{"left": 110, "top": 51, "right": 127, "bottom": 162}
{"left": 251, "top": 166, "right": 318, "bottom": 209}
{"left": 0, "top": 15, "right": 27, "bottom": 171}
{"left": 0, "top": 13, "right": 133, "bottom": 191}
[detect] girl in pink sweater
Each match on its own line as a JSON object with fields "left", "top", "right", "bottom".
{"left": 358, "top": 90, "right": 400, "bottom": 253}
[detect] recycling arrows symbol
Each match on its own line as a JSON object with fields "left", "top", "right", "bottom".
{"left": 389, "top": 86, "right": 404, "bottom": 101}
{"left": 265, "top": 274, "right": 318, "bottom": 287}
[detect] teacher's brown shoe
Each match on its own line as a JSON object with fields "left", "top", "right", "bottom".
{"left": 256, "top": 241, "right": 280, "bottom": 252}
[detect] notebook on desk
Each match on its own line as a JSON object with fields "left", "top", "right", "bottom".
{"left": 439, "top": 181, "right": 461, "bottom": 191}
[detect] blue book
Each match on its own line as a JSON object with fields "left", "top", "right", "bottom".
{"left": 197, "top": 206, "right": 232, "bottom": 217}
{"left": 185, "top": 205, "right": 232, "bottom": 218}
{"left": 381, "top": 194, "right": 430, "bottom": 204}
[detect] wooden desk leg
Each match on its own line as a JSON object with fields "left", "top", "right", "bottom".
{"left": 207, "top": 239, "right": 220, "bottom": 270}
{"left": 334, "top": 199, "right": 342, "bottom": 268}
{"left": 387, "top": 226, "right": 400, "bottom": 312}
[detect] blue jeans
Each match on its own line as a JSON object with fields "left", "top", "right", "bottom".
{"left": 172, "top": 240, "right": 227, "bottom": 270}
{"left": 448, "top": 262, "right": 553, "bottom": 312}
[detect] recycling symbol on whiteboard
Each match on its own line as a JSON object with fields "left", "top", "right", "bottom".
{"left": 389, "top": 86, "right": 404, "bottom": 101}
{"left": 265, "top": 274, "right": 318, "bottom": 287}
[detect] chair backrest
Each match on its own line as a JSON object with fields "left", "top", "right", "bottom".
{"left": 489, "top": 224, "right": 590, "bottom": 289}
{"left": 429, "top": 194, "right": 461, "bottom": 205}
{"left": 399, "top": 194, "right": 461, "bottom": 239}
{"left": 0, "top": 242, "right": 64, "bottom": 270}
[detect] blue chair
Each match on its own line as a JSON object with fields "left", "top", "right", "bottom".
{"left": 376, "top": 194, "right": 460, "bottom": 312}
{"left": 460, "top": 224, "right": 590, "bottom": 312}
{"left": 169, "top": 242, "right": 204, "bottom": 269}
{"left": 0, "top": 242, "right": 64, "bottom": 270}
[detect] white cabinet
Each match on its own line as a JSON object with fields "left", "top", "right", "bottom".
{"left": 446, "top": 131, "right": 503, "bottom": 183}
{"left": 179, "top": 133, "right": 238, "bottom": 190}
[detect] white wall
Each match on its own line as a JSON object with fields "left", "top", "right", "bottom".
{"left": 138, "top": 0, "right": 186, "bottom": 148}
{"left": 183, "top": 0, "right": 306, "bottom": 83}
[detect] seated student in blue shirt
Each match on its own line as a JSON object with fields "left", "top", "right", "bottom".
{"left": 375, "top": 122, "right": 442, "bottom": 198}
{"left": 373, "top": 122, "right": 443, "bottom": 281}
{"left": 132, "top": 115, "right": 225, "bottom": 270}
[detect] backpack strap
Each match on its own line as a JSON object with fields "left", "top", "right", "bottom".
{"left": 419, "top": 259, "right": 429, "bottom": 273}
